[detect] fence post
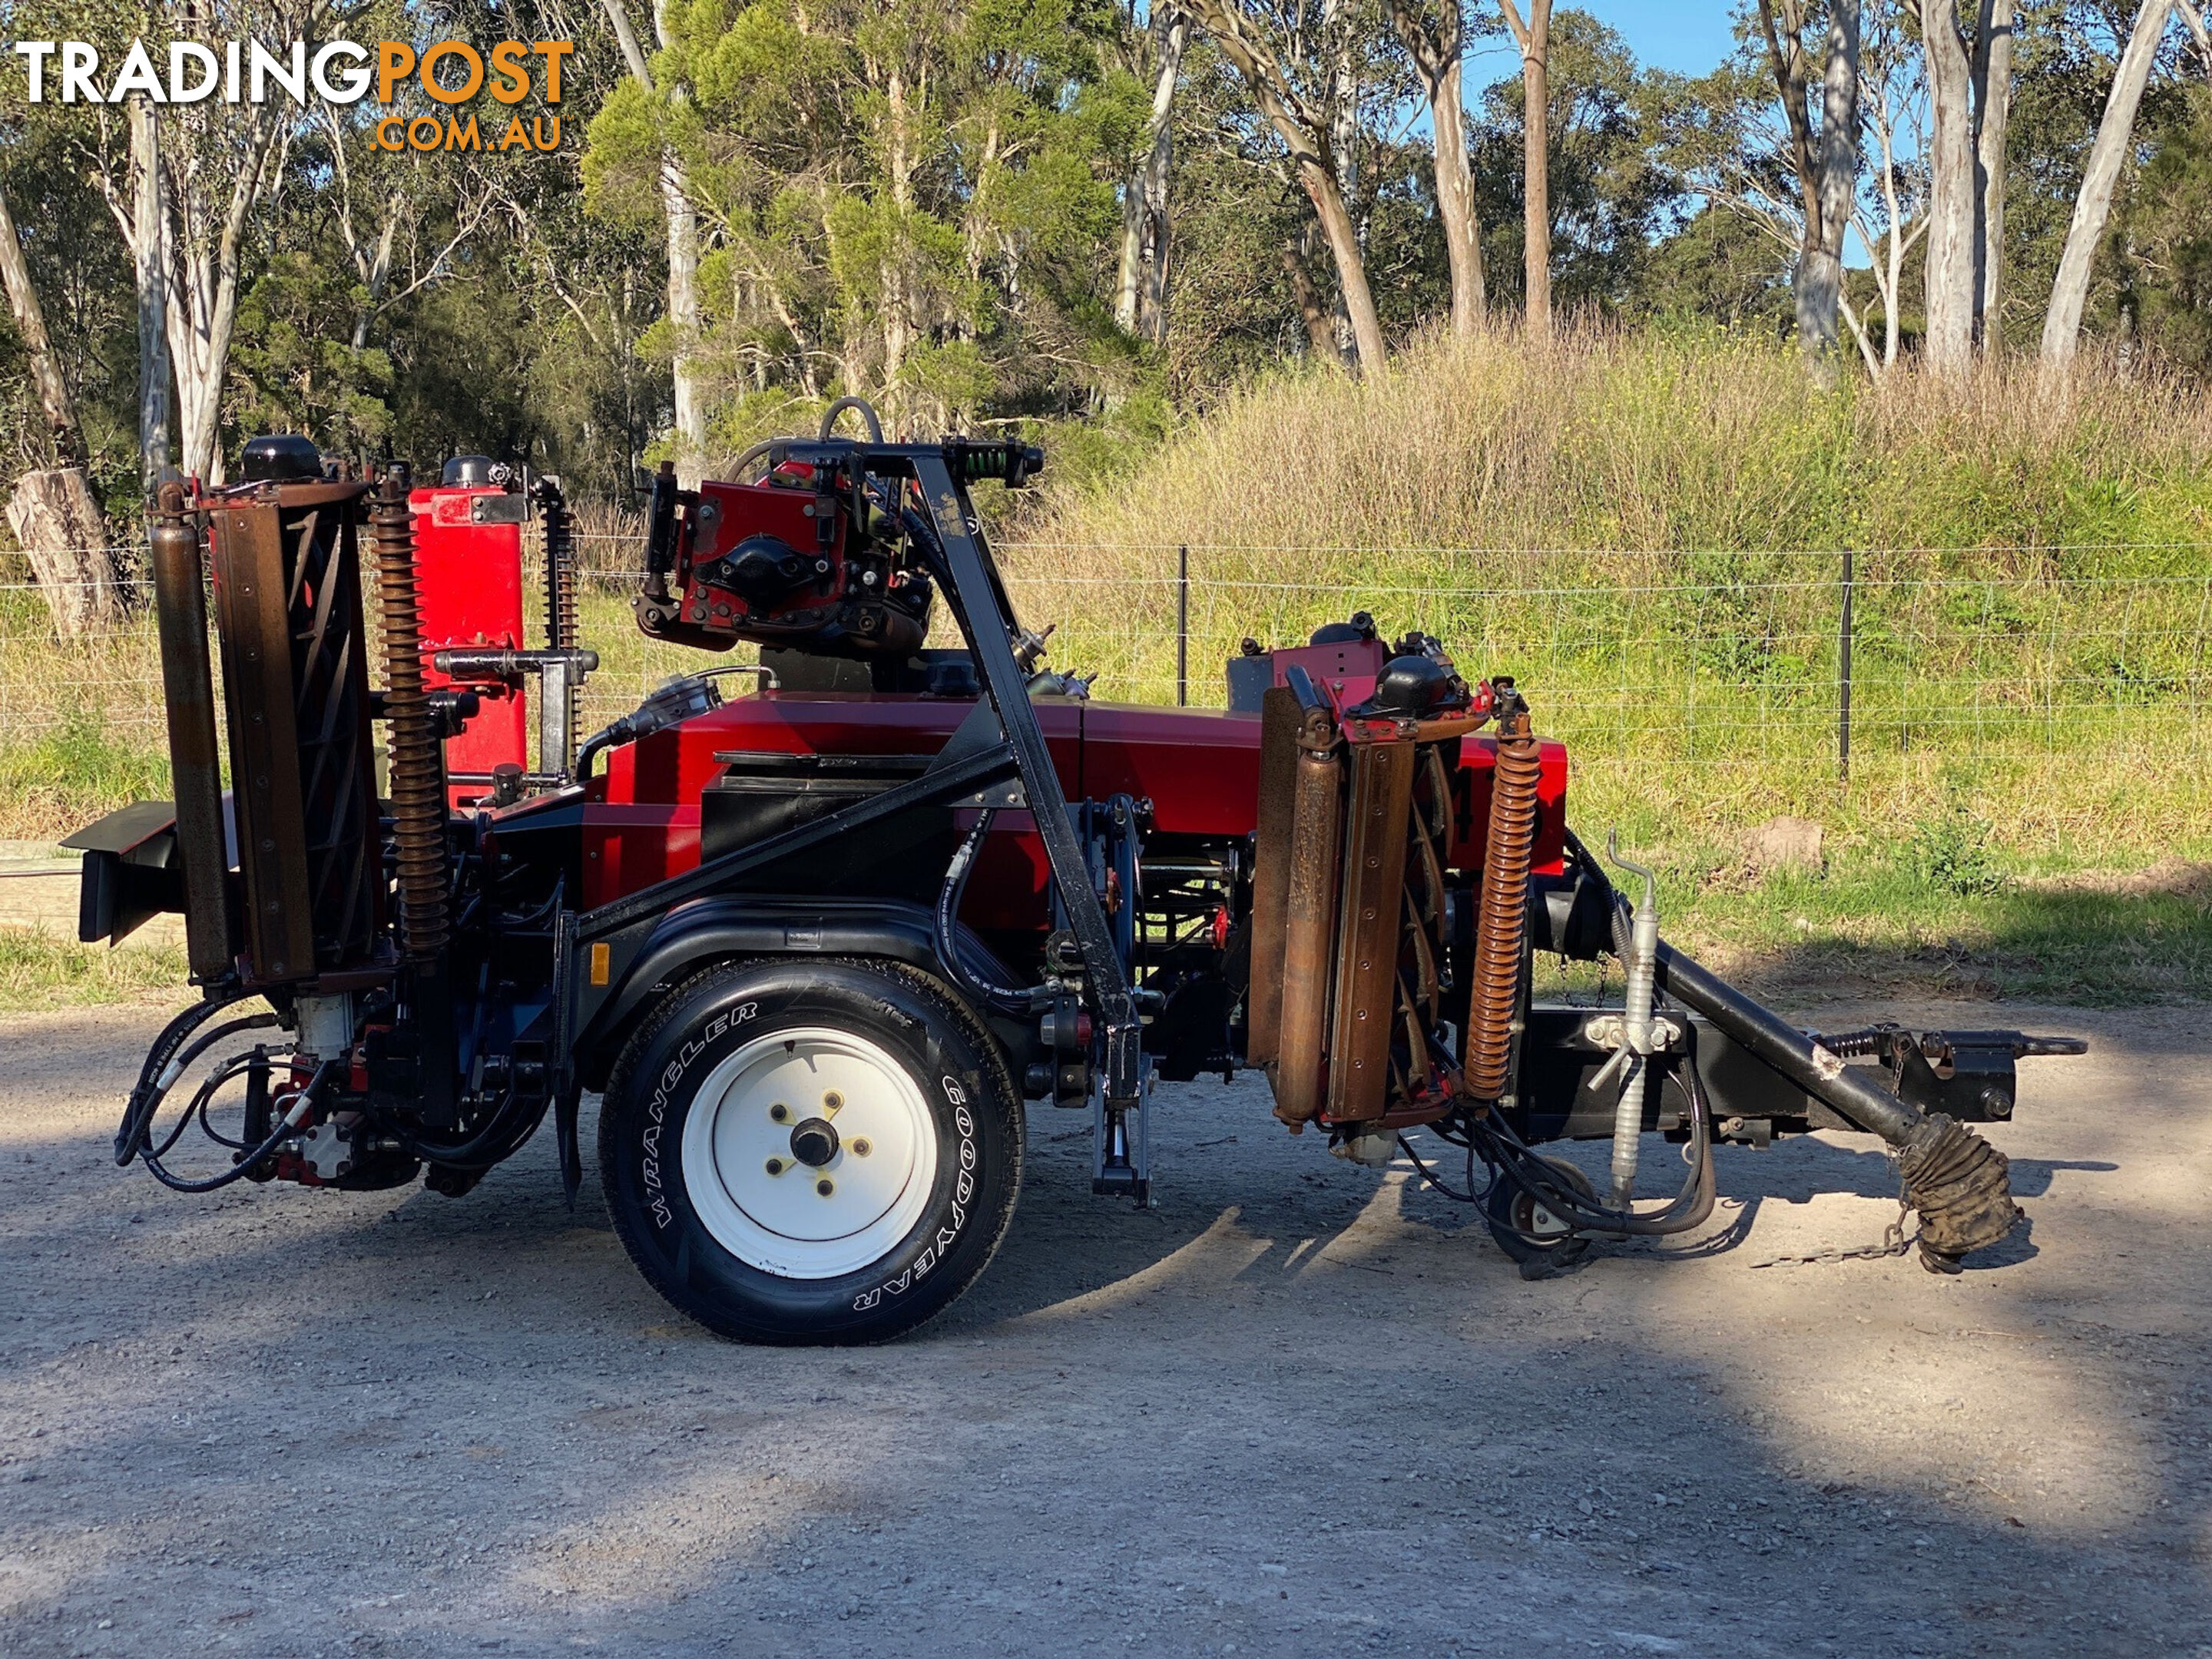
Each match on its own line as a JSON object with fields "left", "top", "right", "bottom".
{"left": 1838, "top": 547, "right": 1854, "bottom": 784}
{"left": 1176, "top": 544, "right": 1189, "bottom": 707}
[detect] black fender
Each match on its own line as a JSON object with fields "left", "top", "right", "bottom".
{"left": 571, "top": 894, "right": 1037, "bottom": 1093}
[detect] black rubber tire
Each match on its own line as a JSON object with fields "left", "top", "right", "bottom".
{"left": 599, "top": 957, "right": 1023, "bottom": 1345}
{"left": 1483, "top": 1155, "right": 1594, "bottom": 1267}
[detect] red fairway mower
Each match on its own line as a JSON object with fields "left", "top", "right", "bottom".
{"left": 74, "top": 412, "right": 2084, "bottom": 1343}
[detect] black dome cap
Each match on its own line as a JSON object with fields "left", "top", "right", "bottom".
{"left": 239, "top": 434, "right": 323, "bottom": 482}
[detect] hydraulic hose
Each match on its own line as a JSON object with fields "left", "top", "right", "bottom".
{"left": 935, "top": 811, "right": 1052, "bottom": 1012}
{"left": 406, "top": 1088, "right": 544, "bottom": 1171}
{"left": 819, "top": 396, "right": 885, "bottom": 442}
{"left": 1562, "top": 826, "right": 1926, "bottom": 1147}
{"left": 1469, "top": 1056, "right": 1717, "bottom": 1241}
{"left": 1561, "top": 828, "right": 2020, "bottom": 1269}
{"left": 115, "top": 995, "right": 267, "bottom": 1165}
{"left": 140, "top": 1060, "right": 338, "bottom": 1195}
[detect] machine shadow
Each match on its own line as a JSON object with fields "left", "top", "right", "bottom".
{"left": 7, "top": 1013, "right": 2210, "bottom": 1654}
{"left": 1697, "top": 876, "right": 2212, "bottom": 1005}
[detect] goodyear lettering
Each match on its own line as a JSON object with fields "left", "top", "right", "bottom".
{"left": 852, "top": 1071, "right": 979, "bottom": 1310}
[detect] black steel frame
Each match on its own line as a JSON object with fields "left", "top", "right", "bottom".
{"left": 562, "top": 441, "right": 1151, "bottom": 1197}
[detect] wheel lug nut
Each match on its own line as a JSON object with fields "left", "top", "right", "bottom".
{"left": 815, "top": 1177, "right": 835, "bottom": 1197}
{"left": 823, "top": 1091, "right": 843, "bottom": 1112}
{"left": 765, "top": 1157, "right": 785, "bottom": 1176}
{"left": 769, "top": 1103, "right": 789, "bottom": 1123}
{"left": 851, "top": 1138, "right": 871, "bottom": 1157}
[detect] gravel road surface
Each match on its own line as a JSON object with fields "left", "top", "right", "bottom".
{"left": 2, "top": 995, "right": 2207, "bottom": 1658}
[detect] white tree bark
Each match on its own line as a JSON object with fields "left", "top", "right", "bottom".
{"left": 1971, "top": 0, "right": 2016, "bottom": 349}
{"left": 603, "top": 0, "right": 706, "bottom": 484}
{"left": 1799, "top": 0, "right": 1860, "bottom": 368}
{"left": 661, "top": 161, "right": 704, "bottom": 475}
{"left": 7, "top": 468, "right": 115, "bottom": 636}
{"left": 1384, "top": 0, "right": 1485, "bottom": 336}
{"left": 1498, "top": 0, "right": 1555, "bottom": 336}
{"left": 1184, "top": 0, "right": 1389, "bottom": 372}
{"left": 2039, "top": 0, "right": 2176, "bottom": 379}
{"left": 121, "top": 99, "right": 172, "bottom": 492}
{"left": 1919, "top": 0, "right": 1977, "bottom": 376}
{"left": 167, "top": 104, "right": 289, "bottom": 485}
{"left": 2175, "top": 0, "right": 2211, "bottom": 81}
{"left": 1116, "top": 5, "right": 1190, "bottom": 342}
{"left": 1853, "top": 91, "right": 1928, "bottom": 376}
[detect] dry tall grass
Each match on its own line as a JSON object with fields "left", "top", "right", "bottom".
{"left": 2, "top": 330, "right": 2207, "bottom": 860}
{"left": 1005, "top": 329, "right": 2212, "bottom": 858}
{"left": 1017, "top": 326, "right": 2212, "bottom": 556}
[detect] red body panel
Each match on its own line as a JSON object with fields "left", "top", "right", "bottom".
{"left": 586, "top": 689, "right": 1567, "bottom": 916}
{"left": 409, "top": 485, "right": 528, "bottom": 803}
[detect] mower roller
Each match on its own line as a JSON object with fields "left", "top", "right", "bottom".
{"left": 71, "top": 412, "right": 2086, "bottom": 1343}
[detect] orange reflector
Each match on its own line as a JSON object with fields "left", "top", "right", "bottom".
{"left": 589, "top": 942, "right": 611, "bottom": 985}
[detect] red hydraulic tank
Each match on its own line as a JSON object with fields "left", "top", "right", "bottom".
{"left": 408, "top": 460, "right": 531, "bottom": 804}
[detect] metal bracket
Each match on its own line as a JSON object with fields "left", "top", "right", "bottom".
{"left": 432, "top": 646, "right": 601, "bottom": 777}
{"left": 1092, "top": 1062, "right": 1154, "bottom": 1203}
{"left": 908, "top": 451, "right": 1150, "bottom": 1203}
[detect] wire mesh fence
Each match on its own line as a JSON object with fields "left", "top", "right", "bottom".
{"left": 5, "top": 534, "right": 2207, "bottom": 846}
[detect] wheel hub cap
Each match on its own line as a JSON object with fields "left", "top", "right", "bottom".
{"left": 680, "top": 1027, "right": 939, "bottom": 1280}
{"left": 789, "top": 1118, "right": 839, "bottom": 1167}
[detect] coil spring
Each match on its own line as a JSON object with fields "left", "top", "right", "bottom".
{"left": 368, "top": 472, "right": 449, "bottom": 960}
{"left": 1463, "top": 704, "right": 1541, "bottom": 1101}
{"left": 1810, "top": 1027, "right": 1881, "bottom": 1058}
{"left": 541, "top": 484, "right": 582, "bottom": 756}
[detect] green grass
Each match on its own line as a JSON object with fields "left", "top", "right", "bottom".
{"left": 0, "top": 926, "right": 188, "bottom": 1012}
{"left": 0, "top": 708, "right": 171, "bottom": 843}
{"left": 1625, "top": 846, "right": 2212, "bottom": 1007}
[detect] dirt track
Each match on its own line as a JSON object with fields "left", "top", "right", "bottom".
{"left": 2, "top": 995, "right": 2208, "bottom": 1658}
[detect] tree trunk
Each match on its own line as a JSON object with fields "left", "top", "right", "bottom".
{"left": 2039, "top": 0, "right": 2174, "bottom": 379}
{"left": 1384, "top": 0, "right": 1485, "bottom": 336}
{"left": 1299, "top": 163, "right": 1388, "bottom": 370}
{"left": 154, "top": 92, "right": 286, "bottom": 486}
{"left": 1137, "top": 22, "right": 1187, "bottom": 346}
{"left": 1972, "top": 0, "right": 2016, "bottom": 350}
{"left": 6, "top": 466, "right": 115, "bottom": 636}
{"left": 1921, "top": 4, "right": 1977, "bottom": 376}
{"left": 0, "top": 183, "right": 84, "bottom": 464}
{"left": 1184, "top": 0, "right": 1387, "bottom": 369}
{"left": 1430, "top": 55, "right": 1485, "bottom": 336}
{"left": 1280, "top": 233, "right": 1342, "bottom": 361}
{"left": 128, "top": 99, "right": 172, "bottom": 492}
{"left": 1516, "top": 0, "right": 1555, "bottom": 336}
{"left": 2176, "top": 0, "right": 2210, "bottom": 83}
{"left": 1117, "top": 7, "right": 1188, "bottom": 339}
{"left": 1798, "top": 0, "right": 1859, "bottom": 370}
{"left": 601, "top": 0, "right": 706, "bottom": 484}
{"left": 661, "top": 161, "right": 704, "bottom": 485}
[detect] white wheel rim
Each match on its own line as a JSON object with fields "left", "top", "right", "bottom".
{"left": 1520, "top": 1195, "right": 1572, "bottom": 1240}
{"left": 681, "top": 1026, "right": 939, "bottom": 1280}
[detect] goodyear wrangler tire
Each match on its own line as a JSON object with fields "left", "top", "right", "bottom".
{"left": 600, "top": 958, "right": 1022, "bottom": 1345}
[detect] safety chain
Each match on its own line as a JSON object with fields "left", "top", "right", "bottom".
{"left": 1748, "top": 1155, "right": 1917, "bottom": 1269}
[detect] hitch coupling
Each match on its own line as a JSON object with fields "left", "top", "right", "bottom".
{"left": 1654, "top": 946, "right": 2024, "bottom": 1273}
